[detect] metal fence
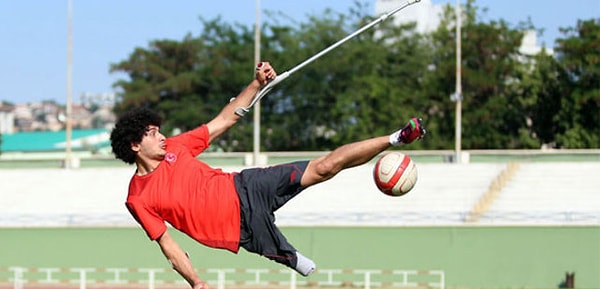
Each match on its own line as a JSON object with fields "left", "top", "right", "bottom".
{"left": 1, "top": 267, "right": 445, "bottom": 289}
{"left": 1, "top": 211, "right": 598, "bottom": 227}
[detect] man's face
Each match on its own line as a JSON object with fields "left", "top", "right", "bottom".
{"left": 132, "top": 125, "right": 166, "bottom": 161}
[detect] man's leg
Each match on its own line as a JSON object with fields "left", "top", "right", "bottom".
{"left": 301, "top": 118, "right": 425, "bottom": 187}
{"left": 235, "top": 162, "right": 316, "bottom": 276}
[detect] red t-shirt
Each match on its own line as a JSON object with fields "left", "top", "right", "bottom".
{"left": 125, "top": 125, "right": 241, "bottom": 253}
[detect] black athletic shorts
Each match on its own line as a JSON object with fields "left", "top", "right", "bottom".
{"left": 233, "top": 161, "right": 309, "bottom": 269}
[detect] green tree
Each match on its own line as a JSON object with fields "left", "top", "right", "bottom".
{"left": 259, "top": 4, "right": 427, "bottom": 150}
{"left": 110, "top": 3, "right": 428, "bottom": 151}
{"left": 554, "top": 18, "right": 600, "bottom": 148}
{"left": 517, "top": 51, "right": 565, "bottom": 148}
{"left": 111, "top": 18, "right": 257, "bottom": 151}
{"left": 111, "top": 1, "right": 600, "bottom": 151}
{"left": 422, "top": 0, "right": 533, "bottom": 149}
{"left": 255, "top": 12, "right": 351, "bottom": 150}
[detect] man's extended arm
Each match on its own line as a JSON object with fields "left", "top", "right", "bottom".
{"left": 206, "top": 62, "right": 276, "bottom": 143}
{"left": 157, "top": 230, "right": 209, "bottom": 289}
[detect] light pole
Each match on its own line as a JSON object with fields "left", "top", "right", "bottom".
{"left": 65, "top": 0, "right": 73, "bottom": 169}
{"left": 252, "top": 0, "right": 262, "bottom": 166}
{"left": 453, "top": 0, "right": 462, "bottom": 163}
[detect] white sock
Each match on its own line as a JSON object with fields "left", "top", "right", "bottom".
{"left": 389, "top": 129, "right": 402, "bottom": 146}
{"left": 295, "top": 251, "right": 316, "bottom": 276}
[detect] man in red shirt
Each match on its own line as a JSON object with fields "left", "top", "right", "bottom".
{"left": 110, "top": 62, "right": 425, "bottom": 289}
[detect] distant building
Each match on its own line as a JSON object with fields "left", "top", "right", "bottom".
{"left": 13, "top": 101, "right": 64, "bottom": 132}
{"left": 519, "top": 29, "right": 553, "bottom": 56}
{"left": 0, "top": 104, "right": 15, "bottom": 134}
{"left": 2, "top": 98, "right": 116, "bottom": 133}
{"left": 376, "top": 0, "right": 443, "bottom": 34}
{"left": 71, "top": 103, "right": 93, "bottom": 129}
{"left": 375, "top": 0, "right": 552, "bottom": 56}
{"left": 92, "top": 104, "right": 117, "bottom": 130}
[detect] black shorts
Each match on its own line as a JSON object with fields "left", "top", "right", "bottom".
{"left": 233, "top": 161, "right": 309, "bottom": 268}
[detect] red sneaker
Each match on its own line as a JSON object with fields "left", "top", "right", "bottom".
{"left": 397, "top": 117, "right": 426, "bottom": 144}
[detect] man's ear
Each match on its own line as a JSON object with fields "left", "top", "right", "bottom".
{"left": 130, "top": 142, "right": 141, "bottom": 153}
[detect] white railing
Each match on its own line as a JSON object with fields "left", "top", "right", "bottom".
{"left": 1, "top": 211, "right": 598, "bottom": 227}
{"left": 1, "top": 267, "right": 444, "bottom": 289}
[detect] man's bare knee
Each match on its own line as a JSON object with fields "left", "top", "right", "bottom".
{"left": 302, "top": 156, "right": 345, "bottom": 187}
{"left": 313, "top": 158, "right": 341, "bottom": 180}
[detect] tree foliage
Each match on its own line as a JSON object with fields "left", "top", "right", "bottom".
{"left": 554, "top": 18, "right": 600, "bottom": 148}
{"left": 111, "top": 18, "right": 257, "bottom": 151}
{"left": 110, "top": 1, "right": 599, "bottom": 151}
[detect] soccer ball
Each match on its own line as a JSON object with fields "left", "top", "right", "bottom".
{"left": 373, "top": 152, "right": 418, "bottom": 197}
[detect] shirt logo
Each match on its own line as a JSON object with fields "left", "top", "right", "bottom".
{"left": 165, "top": 152, "right": 177, "bottom": 163}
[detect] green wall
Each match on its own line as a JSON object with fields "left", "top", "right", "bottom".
{"left": 1, "top": 226, "right": 598, "bottom": 288}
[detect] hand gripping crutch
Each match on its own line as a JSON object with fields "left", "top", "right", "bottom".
{"left": 235, "top": 0, "right": 421, "bottom": 116}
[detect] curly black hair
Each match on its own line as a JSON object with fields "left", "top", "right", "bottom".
{"left": 110, "top": 107, "right": 162, "bottom": 164}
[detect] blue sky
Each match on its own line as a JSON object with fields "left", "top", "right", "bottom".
{"left": 1, "top": 0, "right": 598, "bottom": 105}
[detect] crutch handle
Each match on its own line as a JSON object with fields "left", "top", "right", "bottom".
{"left": 235, "top": 72, "right": 290, "bottom": 116}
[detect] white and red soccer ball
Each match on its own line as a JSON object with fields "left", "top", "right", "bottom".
{"left": 373, "top": 152, "right": 417, "bottom": 197}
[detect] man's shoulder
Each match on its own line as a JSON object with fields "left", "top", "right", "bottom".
{"left": 169, "top": 125, "right": 209, "bottom": 140}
